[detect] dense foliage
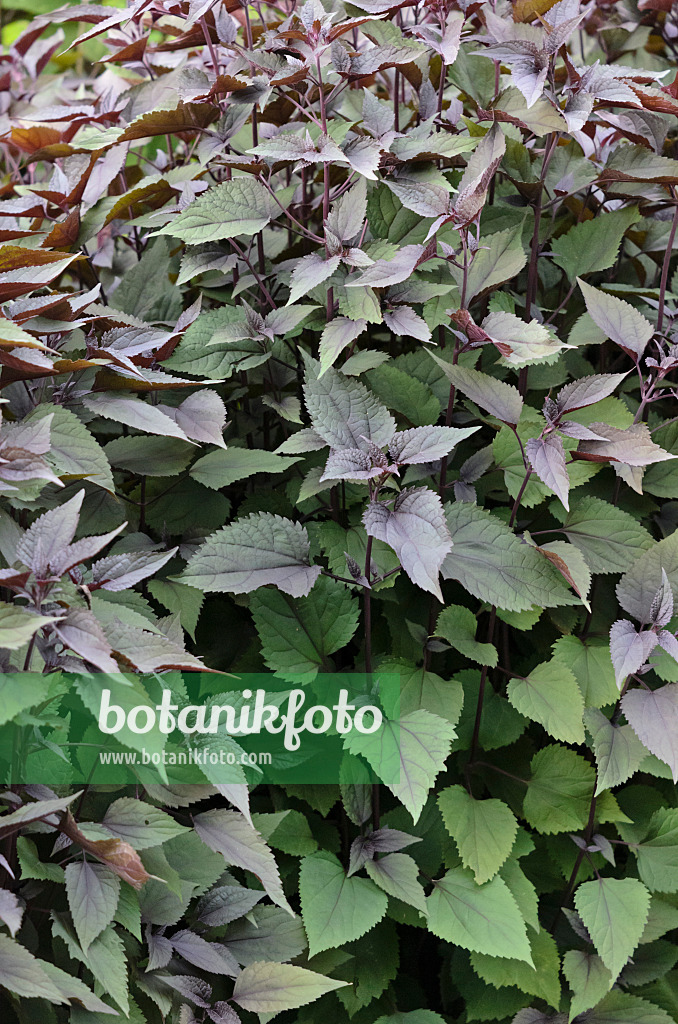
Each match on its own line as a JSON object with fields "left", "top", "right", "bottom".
{"left": 2, "top": 0, "right": 678, "bottom": 1022}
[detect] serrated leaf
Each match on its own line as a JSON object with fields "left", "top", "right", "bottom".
{"left": 304, "top": 361, "right": 395, "bottom": 450}
{"left": 609, "top": 620, "right": 658, "bottom": 685}
{"left": 193, "top": 809, "right": 292, "bottom": 913}
{"left": 507, "top": 659, "right": 585, "bottom": 744}
{"left": 622, "top": 684, "right": 678, "bottom": 782}
{"left": 584, "top": 990, "right": 675, "bottom": 1023}
{"left": 319, "top": 317, "right": 368, "bottom": 376}
{"left": 250, "top": 575, "right": 359, "bottom": 681}
{"left": 578, "top": 280, "right": 654, "bottom": 358}
{"left": 457, "top": 223, "right": 527, "bottom": 303}
{"left": 388, "top": 425, "right": 478, "bottom": 465}
{"left": 633, "top": 808, "right": 678, "bottom": 893}
{"left": 471, "top": 929, "right": 561, "bottom": 1009}
{"left": 428, "top": 356, "right": 523, "bottom": 425}
{"left": 363, "top": 488, "right": 452, "bottom": 600}
{"left": 574, "top": 877, "right": 650, "bottom": 978}
{"left": 427, "top": 867, "right": 532, "bottom": 963}
{"left": 83, "top": 394, "right": 192, "bottom": 442}
{"left": 65, "top": 860, "right": 120, "bottom": 953}
{"left": 299, "top": 851, "right": 387, "bottom": 956}
{"left": 102, "top": 798, "right": 188, "bottom": 850}
{"left": 557, "top": 372, "right": 630, "bottom": 414}
{"left": 526, "top": 433, "right": 570, "bottom": 509}
{"left": 561, "top": 497, "right": 653, "bottom": 575}
{"left": 576, "top": 423, "right": 675, "bottom": 468}
{"left": 181, "top": 513, "right": 321, "bottom": 597}
{"left": 584, "top": 708, "right": 647, "bottom": 794}
{"left": 288, "top": 253, "right": 341, "bottom": 305}
{"left": 365, "top": 852, "right": 428, "bottom": 915}
{"left": 190, "top": 448, "right": 301, "bottom": 489}
{"left": 0, "top": 933, "right": 66, "bottom": 1003}
{"left": 523, "top": 744, "right": 595, "bottom": 834}
{"left": 0, "top": 605, "right": 58, "bottom": 651}
{"left": 159, "top": 178, "right": 276, "bottom": 243}
{"left": 563, "top": 949, "right": 613, "bottom": 1022}
{"left": 232, "top": 961, "right": 347, "bottom": 1013}
{"left": 443, "top": 503, "right": 575, "bottom": 612}
{"left": 551, "top": 207, "right": 640, "bottom": 279}
{"left": 435, "top": 604, "right": 498, "bottom": 666}
{"left": 346, "top": 709, "right": 456, "bottom": 823}
{"left": 170, "top": 930, "right": 239, "bottom": 977}
{"left": 438, "top": 786, "right": 517, "bottom": 883}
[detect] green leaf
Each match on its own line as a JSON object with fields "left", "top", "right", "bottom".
{"left": 452, "top": 669, "right": 527, "bottom": 752}
{"left": 83, "top": 394, "right": 193, "bottom": 443}
{"left": 374, "top": 1013, "right": 446, "bottom": 1024}
{"left": 0, "top": 792, "right": 80, "bottom": 834}
{"left": 584, "top": 991, "right": 675, "bottom": 1023}
{"left": 523, "top": 744, "right": 594, "bottom": 834}
{"left": 551, "top": 206, "right": 640, "bottom": 279}
{"left": 443, "top": 504, "right": 575, "bottom": 612}
{"left": 384, "top": 658, "right": 464, "bottom": 725}
{"left": 574, "top": 877, "right": 650, "bottom": 978}
{"left": 455, "top": 223, "right": 527, "bottom": 303}
{"left": 507, "top": 659, "right": 585, "bottom": 745}
{"left": 551, "top": 636, "right": 620, "bottom": 708}
{"left": 251, "top": 576, "right": 359, "bottom": 680}
{"left": 181, "top": 512, "right": 321, "bottom": 597}
{"left": 346, "top": 710, "right": 456, "bottom": 823}
{"left": 428, "top": 356, "right": 523, "bottom": 425}
{"left": 578, "top": 279, "right": 654, "bottom": 358}
{"left": 232, "top": 962, "right": 347, "bottom": 1013}
{"left": 563, "top": 949, "right": 614, "bottom": 1022}
{"left": 104, "top": 435, "right": 194, "bottom": 477}
{"left": 299, "top": 851, "right": 388, "bottom": 956}
{"left": 427, "top": 867, "right": 532, "bottom": 963}
{"left": 560, "top": 496, "right": 653, "bottom": 575}
{"left": 101, "top": 798, "right": 189, "bottom": 850}
{"left": 584, "top": 708, "right": 647, "bottom": 793}
{"left": 159, "top": 177, "right": 276, "bottom": 242}
{"left": 435, "top": 604, "right": 498, "bottom": 666}
{"left": 438, "top": 785, "right": 517, "bottom": 884}
{"left": 225, "top": 905, "right": 307, "bottom": 965}
{"left": 0, "top": 608, "right": 57, "bottom": 654}
{"left": 65, "top": 860, "right": 120, "bottom": 953}
{"left": 365, "top": 852, "right": 428, "bottom": 916}
{"left": 16, "top": 837, "right": 64, "bottom": 883}
{"left": 0, "top": 933, "right": 66, "bottom": 1003}
{"left": 471, "top": 928, "right": 561, "bottom": 1009}
{"left": 52, "top": 918, "right": 129, "bottom": 1014}
{"left": 190, "top": 447, "right": 301, "bottom": 489}
{"left": 634, "top": 808, "right": 678, "bottom": 894}
{"left": 29, "top": 404, "right": 115, "bottom": 490}
{"left": 366, "top": 363, "right": 441, "bottom": 426}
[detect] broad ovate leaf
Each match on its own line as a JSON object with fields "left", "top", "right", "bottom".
{"left": 181, "top": 513, "right": 321, "bottom": 597}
